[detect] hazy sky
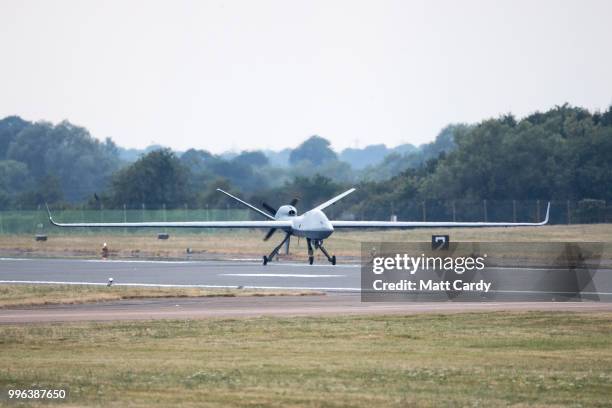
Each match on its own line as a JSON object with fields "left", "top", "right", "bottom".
{"left": 1, "top": 0, "right": 611, "bottom": 153}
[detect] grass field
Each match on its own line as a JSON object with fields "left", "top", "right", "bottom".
{"left": 0, "top": 285, "right": 320, "bottom": 309}
{"left": 1, "top": 223, "right": 611, "bottom": 261}
{"left": 0, "top": 312, "right": 610, "bottom": 407}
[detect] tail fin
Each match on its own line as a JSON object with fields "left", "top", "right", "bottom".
{"left": 216, "top": 189, "right": 276, "bottom": 220}
{"left": 312, "top": 188, "right": 356, "bottom": 211}
{"left": 540, "top": 202, "right": 551, "bottom": 225}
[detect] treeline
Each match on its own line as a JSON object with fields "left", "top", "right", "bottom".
{"left": 1, "top": 104, "right": 611, "bottom": 221}
{"left": 0, "top": 115, "right": 458, "bottom": 209}
{"left": 0, "top": 117, "right": 120, "bottom": 208}
{"left": 347, "top": 105, "right": 612, "bottom": 220}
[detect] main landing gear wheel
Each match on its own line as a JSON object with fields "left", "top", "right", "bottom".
{"left": 263, "top": 233, "right": 291, "bottom": 266}
{"left": 309, "top": 256, "right": 314, "bottom": 265}
{"left": 315, "top": 240, "right": 336, "bottom": 265}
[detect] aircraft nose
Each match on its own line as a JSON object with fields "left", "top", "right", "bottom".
{"left": 314, "top": 220, "right": 333, "bottom": 239}
{"left": 323, "top": 218, "right": 333, "bottom": 231}
{"left": 320, "top": 218, "right": 334, "bottom": 236}
{"left": 302, "top": 209, "right": 334, "bottom": 239}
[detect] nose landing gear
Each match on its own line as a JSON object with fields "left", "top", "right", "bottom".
{"left": 307, "top": 238, "right": 314, "bottom": 264}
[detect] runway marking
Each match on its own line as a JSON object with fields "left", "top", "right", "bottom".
{"left": 0, "top": 257, "right": 42, "bottom": 261}
{"left": 267, "top": 263, "right": 360, "bottom": 268}
{"left": 1, "top": 280, "right": 612, "bottom": 296}
{"left": 83, "top": 259, "right": 194, "bottom": 264}
{"left": 488, "top": 266, "right": 601, "bottom": 272}
{"left": 0, "top": 280, "right": 361, "bottom": 292}
{"left": 365, "top": 289, "right": 612, "bottom": 296}
{"left": 492, "top": 289, "right": 612, "bottom": 295}
{"left": 0, "top": 258, "right": 195, "bottom": 264}
{"left": 4, "top": 258, "right": 606, "bottom": 271}
{"left": 220, "top": 273, "right": 345, "bottom": 278}
{"left": 228, "top": 258, "right": 262, "bottom": 261}
{"left": 0, "top": 257, "right": 360, "bottom": 268}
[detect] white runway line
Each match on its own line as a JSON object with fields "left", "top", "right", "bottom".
{"left": 220, "top": 273, "right": 346, "bottom": 278}
{"left": 0, "top": 257, "right": 360, "bottom": 268}
{"left": 268, "top": 263, "right": 359, "bottom": 268}
{"left": 492, "top": 289, "right": 612, "bottom": 295}
{"left": 227, "top": 258, "right": 262, "bottom": 261}
{"left": 489, "top": 266, "right": 600, "bottom": 272}
{"left": 2, "top": 280, "right": 611, "bottom": 296}
{"left": 4, "top": 258, "right": 605, "bottom": 271}
{"left": 0, "top": 258, "right": 42, "bottom": 261}
{"left": 83, "top": 259, "right": 195, "bottom": 264}
{"left": 0, "top": 280, "right": 360, "bottom": 291}
{"left": 0, "top": 258, "right": 196, "bottom": 264}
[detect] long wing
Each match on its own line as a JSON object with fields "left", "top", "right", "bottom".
{"left": 333, "top": 203, "right": 550, "bottom": 228}
{"left": 312, "top": 188, "right": 356, "bottom": 211}
{"left": 46, "top": 205, "right": 292, "bottom": 229}
{"left": 49, "top": 219, "right": 293, "bottom": 229}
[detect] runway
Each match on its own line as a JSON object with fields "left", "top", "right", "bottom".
{"left": 1, "top": 257, "right": 612, "bottom": 323}
{"left": 1, "top": 257, "right": 612, "bottom": 294}
{"left": 0, "top": 257, "right": 360, "bottom": 291}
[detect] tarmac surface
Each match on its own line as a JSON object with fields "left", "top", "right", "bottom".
{"left": 0, "top": 257, "right": 360, "bottom": 290}
{"left": 1, "top": 257, "right": 611, "bottom": 323}
{"left": 2, "top": 294, "right": 612, "bottom": 323}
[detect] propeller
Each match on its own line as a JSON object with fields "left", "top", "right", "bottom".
{"left": 262, "top": 202, "right": 276, "bottom": 216}
{"left": 263, "top": 227, "right": 276, "bottom": 241}
{"left": 261, "top": 197, "right": 299, "bottom": 242}
{"left": 261, "top": 202, "right": 277, "bottom": 241}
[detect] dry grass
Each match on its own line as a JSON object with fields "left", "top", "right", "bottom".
{"left": 0, "top": 224, "right": 611, "bottom": 261}
{"left": 0, "top": 312, "right": 610, "bottom": 407}
{"left": 0, "top": 284, "right": 321, "bottom": 309}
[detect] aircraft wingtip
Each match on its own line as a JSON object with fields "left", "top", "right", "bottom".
{"left": 44, "top": 202, "right": 55, "bottom": 224}
{"left": 545, "top": 201, "right": 551, "bottom": 223}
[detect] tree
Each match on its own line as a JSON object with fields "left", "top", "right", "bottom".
{"left": 196, "top": 178, "right": 234, "bottom": 208}
{"left": 15, "top": 175, "right": 64, "bottom": 209}
{"left": 340, "top": 144, "right": 392, "bottom": 170}
{"left": 232, "top": 151, "right": 269, "bottom": 167}
{"left": 0, "top": 116, "right": 28, "bottom": 159}
{"left": 289, "top": 135, "right": 337, "bottom": 166}
{"left": 254, "top": 175, "right": 343, "bottom": 213}
{"left": 5, "top": 119, "right": 121, "bottom": 202}
{"left": 0, "top": 160, "right": 30, "bottom": 193}
{"left": 0, "top": 160, "right": 31, "bottom": 209}
{"left": 418, "top": 105, "right": 612, "bottom": 201}
{"left": 110, "top": 149, "right": 191, "bottom": 208}
{"left": 180, "top": 149, "right": 214, "bottom": 174}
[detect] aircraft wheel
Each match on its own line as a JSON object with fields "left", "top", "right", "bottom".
{"left": 331, "top": 255, "right": 336, "bottom": 265}
{"left": 263, "top": 256, "right": 268, "bottom": 265}
{"left": 308, "top": 256, "right": 314, "bottom": 265}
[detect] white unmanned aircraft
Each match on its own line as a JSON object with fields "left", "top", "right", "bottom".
{"left": 47, "top": 188, "right": 550, "bottom": 265}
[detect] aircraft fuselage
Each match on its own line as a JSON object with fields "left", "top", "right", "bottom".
{"left": 277, "top": 208, "right": 334, "bottom": 240}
